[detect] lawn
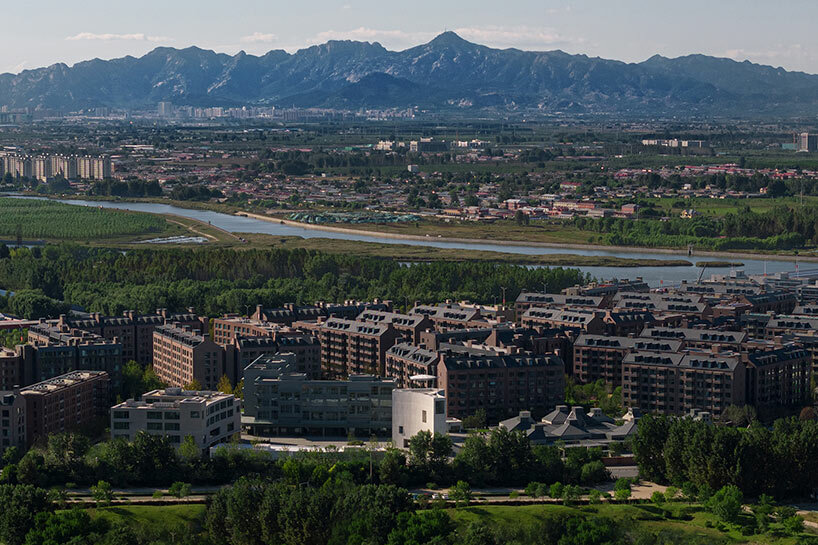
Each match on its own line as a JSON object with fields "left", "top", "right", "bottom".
{"left": 448, "top": 503, "right": 816, "bottom": 544}
{"left": 88, "top": 504, "right": 206, "bottom": 532}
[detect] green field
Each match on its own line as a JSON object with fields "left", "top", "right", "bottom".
{"left": 88, "top": 504, "right": 206, "bottom": 532}
{"left": 449, "top": 503, "right": 815, "bottom": 544}
{"left": 80, "top": 502, "right": 816, "bottom": 544}
{"left": 0, "top": 198, "right": 178, "bottom": 241}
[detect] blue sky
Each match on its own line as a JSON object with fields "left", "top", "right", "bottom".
{"left": 2, "top": 0, "right": 817, "bottom": 74}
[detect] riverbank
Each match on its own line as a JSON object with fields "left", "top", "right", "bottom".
{"left": 15, "top": 194, "right": 818, "bottom": 262}
{"left": 244, "top": 211, "right": 818, "bottom": 264}
{"left": 232, "top": 233, "right": 692, "bottom": 267}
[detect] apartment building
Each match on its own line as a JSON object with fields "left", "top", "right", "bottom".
{"left": 621, "top": 351, "right": 745, "bottom": 416}
{"left": 573, "top": 335, "right": 683, "bottom": 386}
{"left": 111, "top": 387, "right": 239, "bottom": 449}
{"left": 212, "top": 316, "right": 281, "bottom": 346}
{"left": 520, "top": 308, "right": 605, "bottom": 335}
{"left": 640, "top": 327, "right": 747, "bottom": 351}
{"left": 0, "top": 348, "right": 23, "bottom": 390}
{"left": 251, "top": 301, "right": 391, "bottom": 326}
{"left": 409, "top": 303, "right": 489, "bottom": 331}
{"left": 392, "top": 389, "right": 447, "bottom": 448}
{"left": 152, "top": 325, "right": 226, "bottom": 390}
{"left": 305, "top": 317, "right": 401, "bottom": 378}
{"left": 385, "top": 343, "right": 440, "bottom": 387}
{"left": 25, "top": 322, "right": 123, "bottom": 388}
{"left": 242, "top": 354, "right": 395, "bottom": 437}
{"left": 514, "top": 293, "right": 605, "bottom": 321}
{"left": 0, "top": 392, "right": 25, "bottom": 453}
{"left": 228, "top": 333, "right": 321, "bottom": 380}
{"left": 744, "top": 346, "right": 810, "bottom": 414}
{"left": 56, "top": 309, "right": 204, "bottom": 365}
{"left": 437, "top": 351, "right": 564, "bottom": 422}
{"left": 357, "top": 309, "right": 433, "bottom": 343}
{"left": 19, "top": 371, "right": 110, "bottom": 447}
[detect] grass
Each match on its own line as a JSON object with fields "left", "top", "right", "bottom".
{"left": 86, "top": 504, "right": 206, "bottom": 532}
{"left": 447, "top": 503, "right": 816, "bottom": 544}
{"left": 0, "top": 197, "right": 183, "bottom": 242}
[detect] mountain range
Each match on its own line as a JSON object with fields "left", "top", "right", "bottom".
{"left": 1, "top": 31, "right": 817, "bottom": 117}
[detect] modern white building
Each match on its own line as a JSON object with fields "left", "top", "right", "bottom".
{"left": 110, "top": 387, "right": 240, "bottom": 450}
{"left": 391, "top": 388, "right": 447, "bottom": 448}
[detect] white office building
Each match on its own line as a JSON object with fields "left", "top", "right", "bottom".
{"left": 110, "top": 387, "right": 240, "bottom": 450}
{"left": 392, "top": 388, "right": 447, "bottom": 448}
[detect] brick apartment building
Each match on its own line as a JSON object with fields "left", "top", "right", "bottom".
{"left": 25, "top": 322, "right": 123, "bottom": 388}
{"left": 55, "top": 309, "right": 204, "bottom": 365}
{"left": 19, "top": 370, "right": 110, "bottom": 446}
{"left": 573, "top": 335, "right": 683, "bottom": 386}
{"left": 514, "top": 293, "right": 606, "bottom": 321}
{"left": 621, "top": 351, "right": 745, "bottom": 416}
{"left": 437, "top": 351, "right": 564, "bottom": 422}
{"left": 152, "top": 324, "right": 226, "bottom": 390}
{"left": 357, "top": 309, "right": 433, "bottom": 344}
{"left": 302, "top": 318, "right": 401, "bottom": 377}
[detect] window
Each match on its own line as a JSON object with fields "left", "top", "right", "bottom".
{"left": 399, "top": 426, "right": 404, "bottom": 435}
{"left": 113, "top": 421, "right": 129, "bottom": 430}
{"left": 113, "top": 410, "right": 129, "bottom": 419}
{"left": 422, "top": 410, "right": 427, "bottom": 423}
{"left": 165, "top": 423, "right": 180, "bottom": 431}
{"left": 147, "top": 411, "right": 163, "bottom": 420}
{"left": 190, "top": 411, "right": 200, "bottom": 418}
{"left": 147, "top": 422, "right": 163, "bottom": 431}
{"left": 165, "top": 411, "right": 180, "bottom": 420}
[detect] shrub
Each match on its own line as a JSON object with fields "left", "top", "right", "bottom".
{"left": 588, "top": 489, "right": 602, "bottom": 504}
{"left": 549, "top": 482, "right": 564, "bottom": 499}
{"left": 651, "top": 490, "right": 665, "bottom": 505}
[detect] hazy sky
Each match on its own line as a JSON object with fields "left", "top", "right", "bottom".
{"left": 2, "top": 0, "right": 818, "bottom": 74}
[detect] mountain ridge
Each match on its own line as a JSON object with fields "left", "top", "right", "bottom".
{"left": 1, "top": 32, "right": 816, "bottom": 116}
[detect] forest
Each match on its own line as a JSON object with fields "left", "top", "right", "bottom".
{"left": 571, "top": 204, "right": 818, "bottom": 251}
{"left": 0, "top": 245, "right": 587, "bottom": 318}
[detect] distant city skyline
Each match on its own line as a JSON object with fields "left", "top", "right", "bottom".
{"left": 3, "top": 0, "right": 818, "bottom": 75}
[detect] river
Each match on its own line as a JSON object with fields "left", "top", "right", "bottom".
{"left": 10, "top": 197, "right": 803, "bottom": 287}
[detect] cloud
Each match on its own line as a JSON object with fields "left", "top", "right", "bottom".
{"left": 66, "top": 33, "right": 171, "bottom": 42}
{"left": 305, "top": 26, "right": 584, "bottom": 52}
{"left": 241, "top": 32, "right": 277, "bottom": 44}
{"left": 721, "top": 44, "right": 818, "bottom": 72}
{"left": 453, "top": 25, "right": 585, "bottom": 50}
{"left": 312, "top": 27, "right": 435, "bottom": 47}
{"left": 2, "top": 60, "right": 26, "bottom": 74}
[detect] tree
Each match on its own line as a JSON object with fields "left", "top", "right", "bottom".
{"left": 185, "top": 379, "right": 203, "bottom": 391}
{"left": 179, "top": 435, "right": 200, "bottom": 463}
{"left": 457, "top": 522, "right": 494, "bottom": 545}
{"left": 588, "top": 488, "right": 602, "bottom": 504}
{"left": 549, "top": 482, "right": 564, "bottom": 499}
{"left": 408, "top": 431, "right": 452, "bottom": 471}
{"left": 614, "top": 487, "right": 631, "bottom": 502}
{"left": 562, "top": 484, "right": 581, "bottom": 505}
{"left": 217, "top": 375, "right": 233, "bottom": 395}
{"left": 168, "top": 481, "right": 191, "bottom": 498}
{"left": 651, "top": 490, "right": 665, "bottom": 505}
{"left": 450, "top": 480, "right": 472, "bottom": 507}
{"left": 91, "top": 480, "right": 113, "bottom": 506}
{"left": 386, "top": 509, "right": 454, "bottom": 545}
{"left": 0, "top": 484, "right": 52, "bottom": 545}
{"left": 707, "top": 485, "right": 742, "bottom": 524}
{"left": 379, "top": 449, "right": 406, "bottom": 486}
